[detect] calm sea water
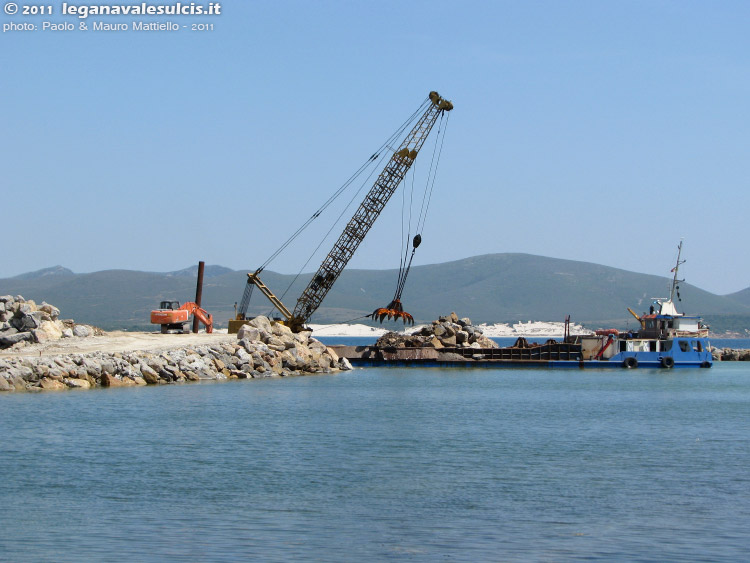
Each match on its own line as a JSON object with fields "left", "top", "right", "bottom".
{"left": 2, "top": 363, "right": 750, "bottom": 562}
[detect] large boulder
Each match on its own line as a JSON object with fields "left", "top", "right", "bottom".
{"left": 16, "top": 302, "right": 36, "bottom": 316}
{"left": 40, "top": 378, "right": 67, "bottom": 391}
{"left": 245, "top": 315, "right": 272, "bottom": 333}
{"left": 266, "top": 336, "right": 287, "bottom": 352}
{"left": 271, "top": 321, "right": 294, "bottom": 339}
{"left": 0, "top": 331, "right": 34, "bottom": 348}
{"left": 236, "top": 325, "right": 261, "bottom": 342}
{"left": 33, "top": 320, "right": 64, "bottom": 343}
{"left": 139, "top": 364, "right": 160, "bottom": 384}
{"left": 39, "top": 302, "right": 60, "bottom": 320}
{"left": 441, "top": 334, "right": 457, "bottom": 347}
{"left": 72, "top": 325, "right": 93, "bottom": 338}
{"left": 101, "top": 373, "right": 134, "bottom": 387}
{"left": 11, "top": 311, "right": 44, "bottom": 331}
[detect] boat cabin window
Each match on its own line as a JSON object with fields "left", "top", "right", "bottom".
{"left": 678, "top": 340, "right": 690, "bottom": 353}
{"left": 668, "top": 320, "right": 674, "bottom": 329}
{"left": 620, "top": 341, "right": 627, "bottom": 352}
{"left": 693, "top": 340, "right": 702, "bottom": 352}
{"left": 645, "top": 319, "right": 656, "bottom": 329}
{"left": 649, "top": 341, "right": 657, "bottom": 352}
{"left": 662, "top": 341, "right": 672, "bottom": 352}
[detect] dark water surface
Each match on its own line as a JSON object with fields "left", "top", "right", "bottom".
{"left": 2, "top": 364, "right": 750, "bottom": 561}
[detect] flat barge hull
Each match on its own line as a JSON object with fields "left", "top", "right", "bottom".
{"left": 331, "top": 343, "right": 712, "bottom": 370}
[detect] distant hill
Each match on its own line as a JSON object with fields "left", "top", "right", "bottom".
{"left": 2, "top": 255, "right": 749, "bottom": 334}
{"left": 727, "top": 286, "right": 750, "bottom": 308}
{"left": 10, "top": 266, "right": 75, "bottom": 280}
{"left": 163, "top": 265, "right": 234, "bottom": 278}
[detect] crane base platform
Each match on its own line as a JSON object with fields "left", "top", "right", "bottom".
{"left": 228, "top": 319, "right": 247, "bottom": 334}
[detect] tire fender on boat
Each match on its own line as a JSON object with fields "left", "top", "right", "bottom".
{"left": 623, "top": 357, "right": 638, "bottom": 369}
{"left": 661, "top": 356, "right": 675, "bottom": 369}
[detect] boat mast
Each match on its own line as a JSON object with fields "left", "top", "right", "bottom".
{"left": 669, "top": 240, "right": 686, "bottom": 303}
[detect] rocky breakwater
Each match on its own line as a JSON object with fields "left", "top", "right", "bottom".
{"left": 377, "top": 312, "right": 499, "bottom": 351}
{"left": 0, "top": 315, "right": 351, "bottom": 393}
{"left": 1, "top": 295, "right": 98, "bottom": 349}
{"left": 712, "top": 348, "right": 750, "bottom": 361}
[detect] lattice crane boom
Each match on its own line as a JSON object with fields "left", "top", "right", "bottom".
{"left": 233, "top": 91, "right": 453, "bottom": 333}
{"left": 291, "top": 91, "right": 453, "bottom": 328}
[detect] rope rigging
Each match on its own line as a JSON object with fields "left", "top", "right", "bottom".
{"left": 277, "top": 148, "right": 393, "bottom": 304}
{"left": 257, "top": 99, "right": 430, "bottom": 275}
{"left": 371, "top": 111, "right": 450, "bottom": 325}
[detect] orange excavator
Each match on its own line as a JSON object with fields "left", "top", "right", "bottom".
{"left": 150, "top": 301, "right": 213, "bottom": 334}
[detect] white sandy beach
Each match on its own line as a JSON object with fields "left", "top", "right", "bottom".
{"left": 308, "top": 321, "right": 593, "bottom": 338}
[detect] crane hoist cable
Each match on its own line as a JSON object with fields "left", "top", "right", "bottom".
{"left": 371, "top": 112, "right": 450, "bottom": 325}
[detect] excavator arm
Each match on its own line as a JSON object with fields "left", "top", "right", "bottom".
{"left": 180, "top": 302, "right": 214, "bottom": 333}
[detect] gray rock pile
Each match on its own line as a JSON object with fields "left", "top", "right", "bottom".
{"left": 236, "top": 315, "right": 352, "bottom": 374}
{"left": 712, "top": 348, "right": 750, "bottom": 361}
{"left": 0, "top": 295, "right": 97, "bottom": 349}
{"left": 376, "top": 312, "right": 499, "bottom": 349}
{"left": 0, "top": 315, "right": 350, "bottom": 392}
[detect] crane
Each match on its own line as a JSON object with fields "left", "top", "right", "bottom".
{"left": 229, "top": 91, "right": 453, "bottom": 333}
{"left": 627, "top": 307, "right": 645, "bottom": 328}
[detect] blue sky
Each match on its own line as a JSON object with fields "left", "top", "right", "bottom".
{"left": 3, "top": 1, "right": 749, "bottom": 295}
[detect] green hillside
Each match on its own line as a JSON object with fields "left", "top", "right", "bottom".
{"left": 727, "top": 286, "right": 750, "bottom": 308}
{"left": 2, "top": 254, "right": 750, "bottom": 333}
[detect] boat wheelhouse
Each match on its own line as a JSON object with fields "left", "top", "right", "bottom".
{"left": 577, "top": 241, "right": 712, "bottom": 368}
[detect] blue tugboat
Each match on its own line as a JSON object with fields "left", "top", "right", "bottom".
{"left": 577, "top": 241, "right": 712, "bottom": 368}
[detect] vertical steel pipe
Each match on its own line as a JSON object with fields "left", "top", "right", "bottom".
{"left": 192, "top": 261, "right": 205, "bottom": 333}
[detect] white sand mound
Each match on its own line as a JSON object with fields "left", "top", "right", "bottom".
{"left": 308, "top": 320, "right": 593, "bottom": 338}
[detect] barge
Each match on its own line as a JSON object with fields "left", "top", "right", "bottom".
{"left": 331, "top": 242, "right": 713, "bottom": 369}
